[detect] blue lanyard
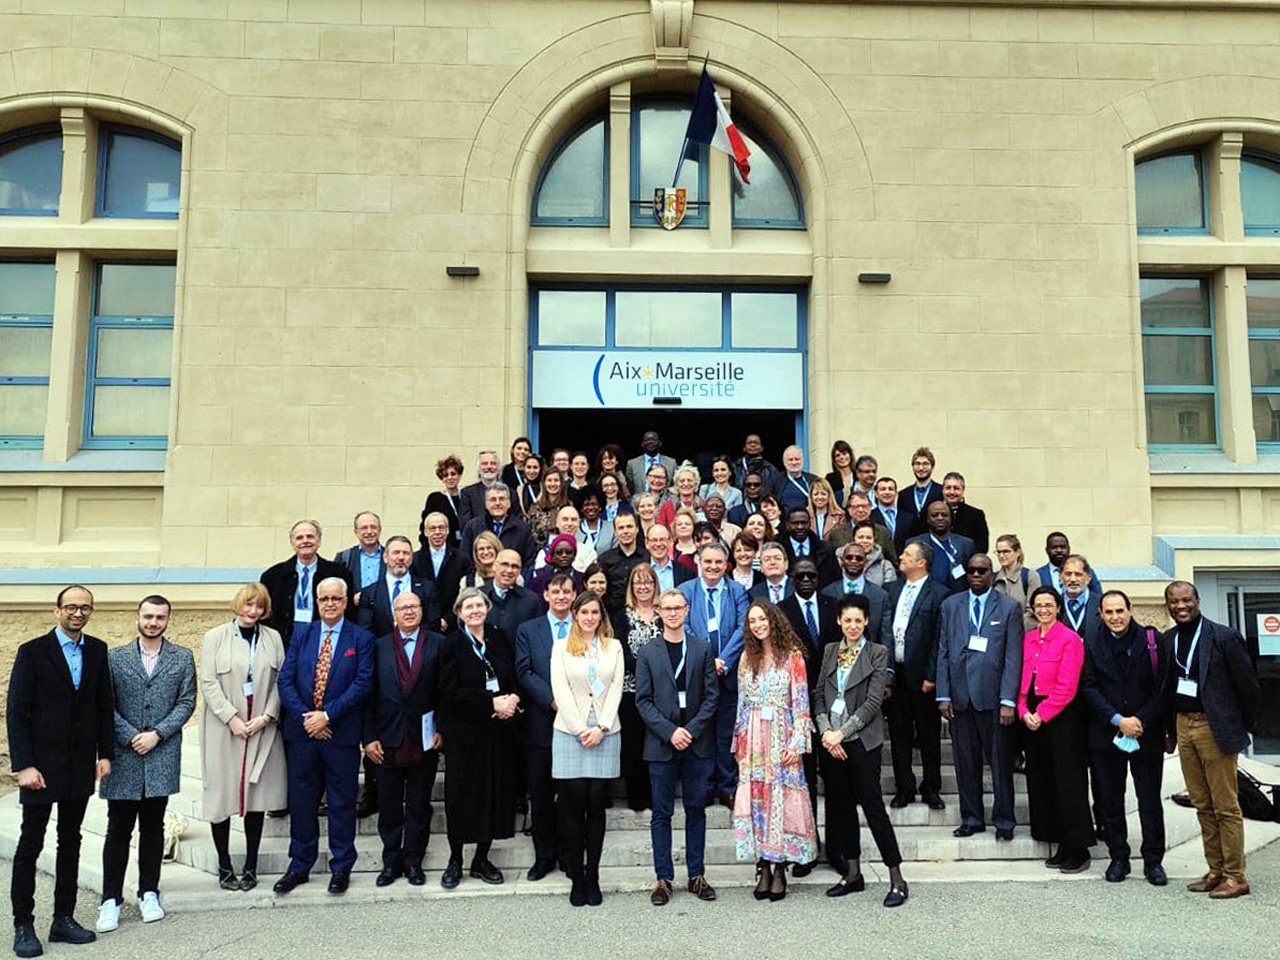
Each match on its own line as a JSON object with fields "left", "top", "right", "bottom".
{"left": 931, "top": 534, "right": 957, "bottom": 563}
{"left": 1175, "top": 621, "right": 1202, "bottom": 678}
{"left": 914, "top": 485, "right": 929, "bottom": 512}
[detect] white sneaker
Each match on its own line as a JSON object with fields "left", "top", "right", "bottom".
{"left": 138, "top": 891, "right": 165, "bottom": 923}
{"left": 96, "top": 899, "right": 120, "bottom": 933}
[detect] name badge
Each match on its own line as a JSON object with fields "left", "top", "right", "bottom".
{"left": 760, "top": 705, "right": 775, "bottom": 721}
{"left": 706, "top": 616, "right": 719, "bottom": 633}
{"left": 967, "top": 635, "right": 989, "bottom": 654}
{"left": 677, "top": 691, "right": 687, "bottom": 709}
{"left": 485, "top": 677, "right": 500, "bottom": 693}
{"left": 830, "top": 698, "right": 846, "bottom": 716}
{"left": 242, "top": 681, "right": 254, "bottom": 697}
{"left": 294, "top": 608, "right": 313, "bottom": 624}
{"left": 950, "top": 564, "right": 965, "bottom": 580}
{"left": 1176, "top": 677, "right": 1198, "bottom": 698}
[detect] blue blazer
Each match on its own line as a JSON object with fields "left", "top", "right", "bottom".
{"left": 907, "top": 532, "right": 975, "bottom": 594}
{"left": 679, "top": 577, "right": 749, "bottom": 682}
{"left": 936, "top": 590, "right": 1023, "bottom": 713}
{"left": 279, "top": 618, "right": 374, "bottom": 747}
{"left": 514, "top": 616, "right": 556, "bottom": 748}
{"left": 356, "top": 576, "right": 439, "bottom": 639}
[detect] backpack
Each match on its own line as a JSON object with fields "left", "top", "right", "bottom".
{"left": 1237, "top": 770, "right": 1278, "bottom": 822}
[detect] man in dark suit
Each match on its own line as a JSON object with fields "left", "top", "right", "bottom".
{"left": 1037, "top": 531, "right": 1102, "bottom": 596}
{"left": 896, "top": 446, "right": 943, "bottom": 541}
{"left": 362, "top": 590, "right": 444, "bottom": 888}
{"left": 940, "top": 472, "right": 989, "bottom": 555}
{"left": 770, "top": 444, "right": 819, "bottom": 514}
{"left": 1060, "top": 554, "right": 1103, "bottom": 639}
{"left": 482, "top": 549, "right": 542, "bottom": 637}
{"left": 749, "top": 542, "right": 793, "bottom": 604}
{"left": 819, "top": 542, "right": 891, "bottom": 646}
{"left": 458, "top": 449, "right": 501, "bottom": 528}
{"left": 459, "top": 483, "right": 537, "bottom": 568}
{"left": 625, "top": 430, "right": 678, "bottom": 497}
{"left": 885, "top": 542, "right": 947, "bottom": 810}
{"left": 259, "top": 519, "right": 353, "bottom": 650}
{"left": 7, "top": 585, "right": 113, "bottom": 956}
{"left": 731, "top": 434, "right": 778, "bottom": 490}
{"left": 871, "top": 477, "right": 904, "bottom": 548}
{"left": 845, "top": 491, "right": 898, "bottom": 566}
{"left": 274, "top": 577, "right": 374, "bottom": 896}
{"left": 358, "top": 536, "right": 439, "bottom": 639}
{"left": 937, "top": 554, "right": 1024, "bottom": 840}
{"left": 635, "top": 588, "right": 720, "bottom": 906}
{"left": 412, "top": 511, "right": 466, "bottom": 633}
{"left": 1163, "top": 580, "right": 1259, "bottom": 899}
{"left": 515, "top": 573, "right": 576, "bottom": 881}
{"left": 907, "top": 501, "right": 974, "bottom": 595}
{"left": 1082, "top": 590, "right": 1170, "bottom": 886}
{"left": 333, "top": 510, "right": 385, "bottom": 604}
{"left": 779, "top": 508, "right": 838, "bottom": 588}
{"left": 726, "top": 472, "right": 766, "bottom": 527}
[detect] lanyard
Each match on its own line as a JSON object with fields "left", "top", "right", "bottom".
{"left": 914, "top": 484, "right": 929, "bottom": 512}
{"left": 1066, "top": 592, "right": 1087, "bottom": 631}
{"left": 233, "top": 620, "right": 258, "bottom": 680}
{"left": 930, "top": 534, "right": 957, "bottom": 564}
{"left": 580, "top": 521, "right": 599, "bottom": 546}
{"left": 788, "top": 474, "right": 810, "bottom": 497}
{"left": 464, "top": 627, "right": 495, "bottom": 678}
{"left": 673, "top": 636, "right": 687, "bottom": 682}
{"left": 1175, "top": 621, "right": 1203, "bottom": 678}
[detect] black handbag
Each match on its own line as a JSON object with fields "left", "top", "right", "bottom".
{"left": 1237, "top": 770, "right": 1277, "bottom": 822}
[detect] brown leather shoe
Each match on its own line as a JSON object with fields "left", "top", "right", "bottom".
{"left": 650, "top": 879, "right": 672, "bottom": 906}
{"left": 687, "top": 875, "right": 716, "bottom": 901}
{"left": 1208, "top": 877, "right": 1250, "bottom": 900}
{"left": 1186, "top": 873, "right": 1223, "bottom": 893}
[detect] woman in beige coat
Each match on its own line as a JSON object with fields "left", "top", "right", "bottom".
{"left": 200, "top": 582, "right": 288, "bottom": 892}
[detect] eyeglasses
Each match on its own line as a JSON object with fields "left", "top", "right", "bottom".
{"left": 659, "top": 605, "right": 688, "bottom": 613}
{"left": 793, "top": 572, "right": 819, "bottom": 580}
{"left": 60, "top": 604, "right": 94, "bottom": 615}
{"left": 317, "top": 596, "right": 345, "bottom": 605}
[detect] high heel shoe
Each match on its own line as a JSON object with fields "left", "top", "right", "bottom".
{"left": 769, "top": 863, "right": 788, "bottom": 902}
{"left": 753, "top": 860, "right": 773, "bottom": 901}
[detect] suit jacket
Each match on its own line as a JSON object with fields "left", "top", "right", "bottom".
{"left": 357, "top": 575, "right": 439, "bottom": 639}
{"left": 732, "top": 456, "right": 778, "bottom": 490}
{"left": 411, "top": 544, "right": 466, "bottom": 630}
{"left": 7, "top": 631, "right": 114, "bottom": 805}
{"left": 885, "top": 577, "right": 947, "bottom": 691}
{"left": 650, "top": 558, "right": 696, "bottom": 590}
{"left": 634, "top": 634, "right": 719, "bottom": 761}
{"left": 770, "top": 470, "right": 819, "bottom": 514}
{"left": 779, "top": 533, "right": 838, "bottom": 587}
{"left": 896, "top": 480, "right": 943, "bottom": 538}
{"left": 437, "top": 626, "right": 518, "bottom": 747}
{"left": 679, "top": 577, "right": 750, "bottom": 681}
{"left": 259, "top": 555, "right": 353, "bottom": 647}
{"left": 278, "top": 618, "right": 374, "bottom": 747}
{"left": 949, "top": 502, "right": 989, "bottom": 554}
{"left": 750, "top": 577, "right": 794, "bottom": 604}
{"left": 936, "top": 589, "right": 1023, "bottom": 713}
{"left": 1036, "top": 562, "right": 1103, "bottom": 597}
{"left": 870, "top": 505, "right": 906, "bottom": 549}
{"left": 334, "top": 543, "right": 386, "bottom": 592}
{"left": 515, "top": 616, "right": 557, "bottom": 748}
{"left": 779, "top": 592, "right": 840, "bottom": 688}
{"left": 422, "top": 489, "right": 465, "bottom": 545}
{"left": 625, "top": 453, "right": 677, "bottom": 498}
{"left": 819, "top": 579, "right": 892, "bottom": 647}
{"left": 362, "top": 628, "right": 445, "bottom": 753}
{"left": 812, "top": 639, "right": 888, "bottom": 749}
{"left": 1162, "top": 617, "right": 1259, "bottom": 755}
{"left": 907, "top": 532, "right": 975, "bottom": 594}
{"left": 460, "top": 513, "right": 537, "bottom": 568}
{"left": 482, "top": 584, "right": 543, "bottom": 641}
{"left": 458, "top": 481, "right": 490, "bottom": 529}
{"left": 1082, "top": 621, "right": 1169, "bottom": 754}
{"left": 1060, "top": 588, "right": 1103, "bottom": 641}
{"left": 726, "top": 501, "right": 763, "bottom": 527}
{"left": 100, "top": 640, "right": 197, "bottom": 801}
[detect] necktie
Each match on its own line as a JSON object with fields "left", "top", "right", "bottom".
{"left": 392, "top": 580, "right": 403, "bottom": 601}
{"left": 770, "top": 583, "right": 781, "bottom": 603}
{"left": 797, "top": 540, "right": 807, "bottom": 558}
{"left": 297, "top": 566, "right": 310, "bottom": 609}
{"left": 1070, "top": 597, "right": 1083, "bottom": 623}
{"left": 402, "top": 634, "right": 414, "bottom": 648}
{"left": 971, "top": 595, "right": 981, "bottom": 632}
{"left": 707, "top": 587, "right": 719, "bottom": 649}
{"left": 314, "top": 629, "right": 334, "bottom": 709}
{"left": 804, "top": 600, "right": 819, "bottom": 642}
{"left": 555, "top": 620, "right": 568, "bottom": 640}
{"left": 493, "top": 519, "right": 501, "bottom": 534}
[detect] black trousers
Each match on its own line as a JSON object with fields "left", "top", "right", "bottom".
{"left": 618, "top": 693, "right": 651, "bottom": 810}
{"left": 376, "top": 752, "right": 439, "bottom": 871}
{"left": 11, "top": 795, "right": 90, "bottom": 926}
{"left": 101, "top": 796, "right": 169, "bottom": 904}
{"left": 885, "top": 685, "right": 942, "bottom": 797}
{"left": 1091, "top": 748, "right": 1165, "bottom": 867}
{"left": 821, "top": 741, "right": 902, "bottom": 867}
{"left": 951, "top": 707, "right": 1016, "bottom": 832}
{"left": 1022, "top": 702, "right": 1093, "bottom": 851}
{"left": 524, "top": 746, "right": 557, "bottom": 865}
{"left": 557, "top": 778, "right": 609, "bottom": 877}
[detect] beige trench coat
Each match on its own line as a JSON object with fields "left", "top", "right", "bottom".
{"left": 199, "top": 621, "right": 288, "bottom": 821}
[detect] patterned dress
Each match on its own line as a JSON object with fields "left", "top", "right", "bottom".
{"left": 732, "top": 650, "right": 819, "bottom": 864}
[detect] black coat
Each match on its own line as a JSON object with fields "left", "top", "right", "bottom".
{"left": 362, "top": 629, "right": 445, "bottom": 753}
{"left": 421, "top": 490, "right": 465, "bottom": 546}
{"left": 438, "top": 628, "right": 518, "bottom": 747}
{"left": 1082, "top": 621, "right": 1170, "bottom": 755}
{"left": 459, "top": 513, "right": 537, "bottom": 568}
{"left": 1162, "top": 617, "right": 1259, "bottom": 755}
{"left": 7, "top": 631, "right": 114, "bottom": 805}
{"left": 357, "top": 576, "right": 439, "bottom": 639}
{"left": 885, "top": 577, "right": 946, "bottom": 690}
{"left": 482, "top": 584, "right": 543, "bottom": 641}
{"left": 258, "top": 555, "right": 353, "bottom": 647}
{"left": 778, "top": 592, "right": 840, "bottom": 689}
{"left": 948, "top": 502, "right": 989, "bottom": 555}
{"left": 779, "top": 533, "right": 838, "bottom": 587}
{"left": 410, "top": 544, "right": 466, "bottom": 631}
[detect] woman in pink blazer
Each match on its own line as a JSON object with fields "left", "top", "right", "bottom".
{"left": 1019, "top": 586, "right": 1093, "bottom": 874}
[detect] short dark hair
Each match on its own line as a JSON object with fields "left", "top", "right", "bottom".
{"left": 836, "top": 593, "right": 871, "bottom": 619}
{"left": 385, "top": 535, "right": 413, "bottom": 551}
{"left": 1164, "top": 579, "right": 1200, "bottom": 600}
{"left": 942, "top": 471, "right": 965, "bottom": 486}
{"left": 1045, "top": 531, "right": 1068, "bottom": 546}
{"left": 1100, "top": 589, "right": 1131, "bottom": 610}
{"left": 137, "top": 594, "right": 170, "bottom": 612}
{"left": 909, "top": 540, "right": 934, "bottom": 567}
{"left": 546, "top": 572, "right": 576, "bottom": 594}
{"left": 1029, "top": 585, "right": 1063, "bottom": 610}
{"left": 56, "top": 584, "right": 93, "bottom": 607}
{"left": 875, "top": 476, "right": 896, "bottom": 489}
{"left": 786, "top": 506, "right": 809, "bottom": 521}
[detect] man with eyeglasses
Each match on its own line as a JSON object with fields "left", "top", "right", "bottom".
{"left": 459, "top": 483, "right": 537, "bottom": 568}
{"left": 260, "top": 519, "right": 353, "bottom": 651}
{"left": 726, "top": 473, "right": 767, "bottom": 527}
{"left": 482, "top": 549, "right": 541, "bottom": 638}
{"left": 9, "top": 586, "right": 114, "bottom": 957}
{"left": 896, "top": 446, "right": 944, "bottom": 542}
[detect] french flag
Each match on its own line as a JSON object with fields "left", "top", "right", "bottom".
{"left": 681, "top": 66, "right": 751, "bottom": 184}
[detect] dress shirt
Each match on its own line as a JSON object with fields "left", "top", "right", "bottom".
{"left": 358, "top": 547, "right": 383, "bottom": 589}
{"left": 386, "top": 571, "right": 411, "bottom": 604}
{"left": 295, "top": 559, "right": 317, "bottom": 613}
{"left": 842, "top": 575, "right": 866, "bottom": 595}
{"left": 968, "top": 587, "right": 993, "bottom": 633}
{"left": 316, "top": 618, "right": 343, "bottom": 659}
{"left": 789, "top": 537, "right": 809, "bottom": 558}
{"left": 55, "top": 626, "right": 83, "bottom": 690}
{"left": 799, "top": 595, "right": 821, "bottom": 640}
{"left": 651, "top": 557, "right": 675, "bottom": 593}
{"left": 1064, "top": 588, "right": 1090, "bottom": 633}
{"left": 879, "top": 505, "right": 897, "bottom": 536}
{"left": 492, "top": 584, "right": 508, "bottom": 601}
{"left": 765, "top": 577, "right": 789, "bottom": 604}
{"left": 893, "top": 577, "right": 925, "bottom": 663}
{"left": 429, "top": 544, "right": 447, "bottom": 576}
{"left": 400, "top": 628, "right": 419, "bottom": 663}
{"left": 547, "top": 613, "right": 570, "bottom": 640}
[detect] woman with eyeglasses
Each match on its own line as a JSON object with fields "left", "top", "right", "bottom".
{"left": 993, "top": 533, "right": 1042, "bottom": 633}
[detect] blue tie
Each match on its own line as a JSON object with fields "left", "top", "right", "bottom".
{"left": 555, "top": 620, "right": 568, "bottom": 640}
{"left": 971, "top": 595, "right": 981, "bottom": 633}
{"left": 296, "top": 566, "right": 310, "bottom": 609}
{"left": 493, "top": 520, "right": 501, "bottom": 534}
{"left": 392, "top": 580, "right": 403, "bottom": 601}
{"left": 1071, "top": 597, "right": 1083, "bottom": 623}
{"left": 804, "top": 600, "right": 819, "bottom": 642}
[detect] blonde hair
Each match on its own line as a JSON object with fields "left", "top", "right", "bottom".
{"left": 565, "top": 592, "right": 614, "bottom": 657}
{"left": 672, "top": 506, "right": 698, "bottom": 538}
{"left": 625, "top": 562, "right": 658, "bottom": 610}
{"left": 808, "top": 477, "right": 846, "bottom": 522}
{"left": 470, "top": 530, "right": 502, "bottom": 574}
{"left": 231, "top": 582, "right": 272, "bottom": 619}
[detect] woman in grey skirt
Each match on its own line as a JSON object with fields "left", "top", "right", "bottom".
{"left": 549, "top": 592, "right": 624, "bottom": 907}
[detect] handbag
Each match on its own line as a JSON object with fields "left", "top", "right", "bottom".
{"left": 1237, "top": 770, "right": 1277, "bottom": 822}
{"left": 1144, "top": 627, "right": 1177, "bottom": 755}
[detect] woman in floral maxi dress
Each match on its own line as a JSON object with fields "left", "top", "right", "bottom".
{"left": 732, "top": 601, "right": 819, "bottom": 901}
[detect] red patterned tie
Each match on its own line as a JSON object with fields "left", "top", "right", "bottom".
{"left": 314, "top": 629, "right": 333, "bottom": 709}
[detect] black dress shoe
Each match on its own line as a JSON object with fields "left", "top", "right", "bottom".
{"left": 328, "top": 871, "right": 350, "bottom": 894}
{"left": 1044, "top": 848, "right": 1066, "bottom": 868}
{"left": 441, "top": 860, "right": 463, "bottom": 889}
{"left": 526, "top": 859, "right": 555, "bottom": 882}
{"left": 218, "top": 867, "right": 240, "bottom": 890}
{"left": 272, "top": 871, "right": 309, "bottom": 895}
{"left": 48, "top": 916, "right": 95, "bottom": 945}
{"left": 1145, "top": 864, "right": 1168, "bottom": 887}
{"left": 406, "top": 866, "right": 426, "bottom": 886}
{"left": 883, "top": 881, "right": 909, "bottom": 908}
{"left": 376, "top": 866, "right": 402, "bottom": 887}
{"left": 825, "top": 874, "right": 866, "bottom": 897}
{"left": 470, "top": 859, "right": 504, "bottom": 884}
{"left": 922, "top": 793, "right": 946, "bottom": 811}
{"left": 791, "top": 860, "right": 813, "bottom": 878}
{"left": 889, "top": 793, "right": 913, "bottom": 809}
{"left": 953, "top": 825, "right": 985, "bottom": 838}
{"left": 1105, "top": 859, "right": 1130, "bottom": 883}
{"left": 995, "top": 828, "right": 1015, "bottom": 841}
{"left": 13, "top": 923, "right": 41, "bottom": 958}
{"left": 356, "top": 797, "right": 378, "bottom": 819}
{"left": 267, "top": 808, "right": 289, "bottom": 819}
{"left": 1059, "top": 851, "right": 1091, "bottom": 874}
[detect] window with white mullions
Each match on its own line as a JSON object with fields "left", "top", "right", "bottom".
{"left": 1140, "top": 275, "right": 1218, "bottom": 446}
{"left": 0, "top": 261, "right": 56, "bottom": 447}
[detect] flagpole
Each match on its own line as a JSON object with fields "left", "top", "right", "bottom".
{"left": 671, "top": 55, "right": 712, "bottom": 188}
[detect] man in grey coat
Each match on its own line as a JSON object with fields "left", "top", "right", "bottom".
{"left": 96, "top": 596, "right": 196, "bottom": 933}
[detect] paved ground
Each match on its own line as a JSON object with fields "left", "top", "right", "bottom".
{"left": 2, "top": 840, "right": 1277, "bottom": 960}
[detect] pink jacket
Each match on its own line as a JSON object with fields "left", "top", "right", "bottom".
{"left": 1017, "top": 620, "right": 1084, "bottom": 723}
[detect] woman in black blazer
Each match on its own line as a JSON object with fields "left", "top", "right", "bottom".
{"left": 422, "top": 454, "right": 466, "bottom": 546}
{"left": 437, "top": 588, "right": 521, "bottom": 890}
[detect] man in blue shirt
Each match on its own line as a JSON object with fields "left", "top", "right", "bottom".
{"left": 334, "top": 511, "right": 385, "bottom": 605}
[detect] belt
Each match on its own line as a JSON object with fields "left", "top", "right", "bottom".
{"left": 1180, "top": 711, "right": 1208, "bottom": 720}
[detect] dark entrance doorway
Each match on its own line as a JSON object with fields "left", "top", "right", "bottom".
{"left": 535, "top": 409, "right": 798, "bottom": 481}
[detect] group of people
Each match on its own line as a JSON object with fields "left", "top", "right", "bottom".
{"left": 4, "top": 433, "right": 1263, "bottom": 955}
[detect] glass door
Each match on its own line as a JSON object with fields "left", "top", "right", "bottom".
{"left": 1220, "top": 575, "right": 1280, "bottom": 758}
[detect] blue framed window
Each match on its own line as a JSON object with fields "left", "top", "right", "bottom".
{"left": 1241, "top": 151, "right": 1280, "bottom": 236}
{"left": 96, "top": 126, "right": 180, "bottom": 219}
{"left": 83, "top": 262, "right": 175, "bottom": 450}
{"left": 0, "top": 125, "right": 62, "bottom": 216}
{"left": 532, "top": 116, "right": 608, "bottom": 226}
{"left": 731, "top": 125, "right": 804, "bottom": 229}
{"left": 1140, "top": 275, "right": 1218, "bottom": 447}
{"left": 1136, "top": 150, "right": 1207, "bottom": 235}
{"left": 0, "top": 261, "right": 56, "bottom": 448}
{"left": 631, "top": 100, "right": 708, "bottom": 228}
{"left": 1247, "top": 275, "right": 1280, "bottom": 445}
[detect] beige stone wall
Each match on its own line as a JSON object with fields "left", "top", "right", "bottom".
{"left": 0, "top": 0, "right": 1277, "bottom": 593}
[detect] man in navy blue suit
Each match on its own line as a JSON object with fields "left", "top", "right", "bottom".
{"left": 770, "top": 445, "right": 819, "bottom": 515}
{"left": 896, "top": 446, "right": 943, "bottom": 541}
{"left": 907, "top": 501, "right": 974, "bottom": 594}
{"left": 357, "top": 536, "right": 439, "bottom": 647}
{"left": 274, "top": 577, "right": 373, "bottom": 896}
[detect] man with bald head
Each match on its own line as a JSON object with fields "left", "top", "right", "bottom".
{"left": 646, "top": 524, "right": 694, "bottom": 593}
{"left": 260, "top": 520, "right": 354, "bottom": 649}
